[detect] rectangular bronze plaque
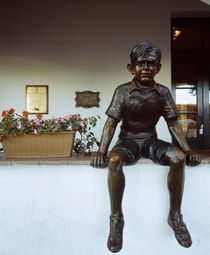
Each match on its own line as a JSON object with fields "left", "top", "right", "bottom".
{"left": 75, "top": 91, "right": 100, "bottom": 108}
{"left": 26, "top": 85, "right": 48, "bottom": 114}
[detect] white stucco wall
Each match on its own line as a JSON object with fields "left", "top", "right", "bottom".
{"left": 0, "top": 0, "right": 209, "bottom": 150}
{"left": 0, "top": 163, "right": 210, "bottom": 255}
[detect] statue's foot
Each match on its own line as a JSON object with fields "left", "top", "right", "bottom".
{"left": 107, "top": 213, "right": 124, "bottom": 253}
{"left": 168, "top": 213, "right": 192, "bottom": 248}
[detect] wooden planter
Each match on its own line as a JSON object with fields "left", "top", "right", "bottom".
{"left": 1, "top": 132, "right": 76, "bottom": 158}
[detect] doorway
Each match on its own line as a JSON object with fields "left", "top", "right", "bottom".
{"left": 171, "top": 17, "right": 210, "bottom": 150}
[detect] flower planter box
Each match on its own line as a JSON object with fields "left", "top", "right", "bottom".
{"left": 1, "top": 132, "right": 76, "bottom": 158}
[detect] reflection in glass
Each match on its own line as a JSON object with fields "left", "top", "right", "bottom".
{"left": 208, "top": 65, "right": 210, "bottom": 120}
{"left": 203, "top": 26, "right": 210, "bottom": 49}
{"left": 176, "top": 83, "right": 197, "bottom": 113}
{"left": 178, "top": 114, "right": 197, "bottom": 138}
{"left": 175, "top": 64, "right": 197, "bottom": 84}
{"left": 172, "top": 26, "right": 201, "bottom": 50}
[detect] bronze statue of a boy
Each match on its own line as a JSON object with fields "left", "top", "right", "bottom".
{"left": 91, "top": 41, "right": 200, "bottom": 253}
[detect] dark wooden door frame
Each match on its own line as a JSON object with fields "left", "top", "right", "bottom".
{"left": 171, "top": 17, "right": 210, "bottom": 150}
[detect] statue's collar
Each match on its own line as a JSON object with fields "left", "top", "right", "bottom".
{"left": 129, "top": 79, "right": 160, "bottom": 95}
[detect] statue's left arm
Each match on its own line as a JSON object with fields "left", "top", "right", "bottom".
{"left": 167, "top": 118, "right": 201, "bottom": 166}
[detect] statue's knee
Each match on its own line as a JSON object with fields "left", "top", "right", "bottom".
{"left": 165, "top": 147, "right": 186, "bottom": 164}
{"left": 109, "top": 152, "right": 121, "bottom": 167}
{"left": 108, "top": 150, "right": 124, "bottom": 173}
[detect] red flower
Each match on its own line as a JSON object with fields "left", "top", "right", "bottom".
{"left": 22, "top": 111, "right": 29, "bottom": 117}
{"left": 36, "top": 114, "right": 43, "bottom": 120}
{"left": 2, "top": 111, "right": 7, "bottom": 118}
{"left": 7, "top": 122, "right": 11, "bottom": 127}
{"left": 97, "top": 115, "right": 101, "bottom": 119}
{"left": 31, "top": 119, "right": 35, "bottom": 125}
{"left": 23, "top": 121, "right": 27, "bottom": 125}
{"left": 9, "top": 108, "right": 15, "bottom": 114}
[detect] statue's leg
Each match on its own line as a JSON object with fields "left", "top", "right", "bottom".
{"left": 108, "top": 149, "right": 126, "bottom": 215}
{"left": 107, "top": 148, "right": 126, "bottom": 253}
{"left": 142, "top": 138, "right": 192, "bottom": 248}
{"left": 165, "top": 147, "right": 192, "bottom": 248}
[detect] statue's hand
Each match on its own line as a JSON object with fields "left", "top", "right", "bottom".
{"left": 90, "top": 152, "right": 108, "bottom": 168}
{"left": 185, "top": 150, "right": 201, "bottom": 167}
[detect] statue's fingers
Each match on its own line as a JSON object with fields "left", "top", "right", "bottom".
{"left": 96, "top": 158, "right": 99, "bottom": 166}
{"left": 196, "top": 155, "right": 201, "bottom": 165}
{"left": 191, "top": 156, "right": 196, "bottom": 165}
{"left": 191, "top": 155, "right": 200, "bottom": 166}
{"left": 90, "top": 156, "right": 107, "bottom": 168}
{"left": 188, "top": 161, "right": 194, "bottom": 167}
{"left": 190, "top": 156, "right": 200, "bottom": 166}
{"left": 95, "top": 157, "right": 103, "bottom": 168}
{"left": 91, "top": 157, "right": 99, "bottom": 167}
{"left": 90, "top": 157, "right": 94, "bottom": 166}
{"left": 186, "top": 158, "right": 195, "bottom": 166}
{"left": 100, "top": 157, "right": 107, "bottom": 168}
{"left": 98, "top": 157, "right": 102, "bottom": 167}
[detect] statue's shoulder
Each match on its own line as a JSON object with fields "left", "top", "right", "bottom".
{"left": 156, "top": 83, "right": 171, "bottom": 95}
{"left": 115, "top": 81, "right": 131, "bottom": 92}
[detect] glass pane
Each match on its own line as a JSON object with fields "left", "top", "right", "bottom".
{"left": 176, "top": 87, "right": 197, "bottom": 113}
{"left": 209, "top": 65, "right": 210, "bottom": 120}
{"left": 178, "top": 114, "right": 197, "bottom": 138}
{"left": 203, "top": 26, "right": 210, "bottom": 49}
{"left": 172, "top": 26, "right": 201, "bottom": 50}
{"left": 175, "top": 64, "right": 197, "bottom": 84}
{"left": 175, "top": 63, "right": 197, "bottom": 113}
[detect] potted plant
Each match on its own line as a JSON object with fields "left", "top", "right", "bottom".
{"left": 0, "top": 108, "right": 100, "bottom": 158}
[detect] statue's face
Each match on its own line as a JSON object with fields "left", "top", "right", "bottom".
{"left": 132, "top": 51, "right": 161, "bottom": 85}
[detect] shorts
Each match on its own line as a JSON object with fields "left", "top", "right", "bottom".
{"left": 111, "top": 137, "right": 176, "bottom": 166}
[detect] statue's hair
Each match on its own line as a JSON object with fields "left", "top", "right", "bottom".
{"left": 130, "top": 41, "right": 161, "bottom": 65}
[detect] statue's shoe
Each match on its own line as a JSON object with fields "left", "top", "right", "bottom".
{"left": 107, "top": 213, "right": 124, "bottom": 253}
{"left": 168, "top": 213, "right": 192, "bottom": 248}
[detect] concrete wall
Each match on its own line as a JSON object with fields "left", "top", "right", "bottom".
{"left": 0, "top": 0, "right": 209, "bottom": 149}
{"left": 0, "top": 163, "right": 210, "bottom": 255}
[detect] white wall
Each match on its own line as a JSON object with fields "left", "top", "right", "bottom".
{"left": 0, "top": 163, "right": 209, "bottom": 255}
{"left": 0, "top": 0, "right": 209, "bottom": 149}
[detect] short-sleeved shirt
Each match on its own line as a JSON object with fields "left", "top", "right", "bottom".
{"left": 106, "top": 79, "right": 179, "bottom": 139}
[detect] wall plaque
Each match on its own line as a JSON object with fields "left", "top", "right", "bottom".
{"left": 75, "top": 91, "right": 100, "bottom": 108}
{"left": 26, "top": 85, "right": 48, "bottom": 114}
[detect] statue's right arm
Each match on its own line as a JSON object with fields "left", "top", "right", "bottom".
{"left": 91, "top": 116, "right": 118, "bottom": 168}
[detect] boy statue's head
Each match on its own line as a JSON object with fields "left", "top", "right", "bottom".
{"left": 127, "top": 41, "right": 162, "bottom": 86}
{"left": 130, "top": 41, "right": 162, "bottom": 65}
